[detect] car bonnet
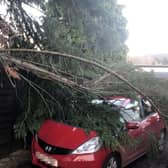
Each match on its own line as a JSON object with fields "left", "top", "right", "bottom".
{"left": 38, "top": 120, "right": 97, "bottom": 150}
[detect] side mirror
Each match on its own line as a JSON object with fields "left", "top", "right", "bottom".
{"left": 126, "top": 122, "right": 139, "bottom": 129}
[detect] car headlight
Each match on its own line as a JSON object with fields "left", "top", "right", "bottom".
{"left": 72, "top": 136, "right": 102, "bottom": 154}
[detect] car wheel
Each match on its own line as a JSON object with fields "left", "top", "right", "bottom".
{"left": 103, "top": 154, "right": 121, "bottom": 168}
{"left": 158, "top": 130, "right": 166, "bottom": 152}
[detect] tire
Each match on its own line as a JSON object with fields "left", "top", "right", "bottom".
{"left": 103, "top": 154, "right": 121, "bottom": 168}
{"left": 158, "top": 130, "right": 166, "bottom": 152}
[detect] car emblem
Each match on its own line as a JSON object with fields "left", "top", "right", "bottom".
{"left": 45, "top": 145, "right": 52, "bottom": 152}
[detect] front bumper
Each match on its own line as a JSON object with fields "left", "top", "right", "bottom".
{"left": 31, "top": 138, "right": 108, "bottom": 168}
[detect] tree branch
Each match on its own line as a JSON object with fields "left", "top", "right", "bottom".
{"left": 0, "top": 49, "right": 167, "bottom": 118}
{"left": 1, "top": 56, "right": 89, "bottom": 92}
{"left": 0, "top": 48, "right": 148, "bottom": 97}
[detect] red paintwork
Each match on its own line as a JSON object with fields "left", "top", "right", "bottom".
{"left": 32, "top": 137, "right": 108, "bottom": 168}
{"left": 32, "top": 97, "right": 166, "bottom": 168}
{"left": 38, "top": 120, "right": 97, "bottom": 149}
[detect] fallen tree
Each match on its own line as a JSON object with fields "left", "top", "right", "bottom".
{"left": 0, "top": 49, "right": 166, "bottom": 117}
{"left": 0, "top": 49, "right": 167, "bottom": 148}
{"left": 0, "top": 49, "right": 148, "bottom": 96}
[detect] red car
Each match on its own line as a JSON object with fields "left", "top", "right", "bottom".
{"left": 31, "top": 97, "right": 166, "bottom": 168}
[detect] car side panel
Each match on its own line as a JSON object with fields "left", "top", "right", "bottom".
{"left": 141, "top": 112, "right": 165, "bottom": 150}
{"left": 121, "top": 123, "right": 146, "bottom": 166}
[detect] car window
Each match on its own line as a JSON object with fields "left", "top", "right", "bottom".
{"left": 120, "top": 106, "right": 141, "bottom": 121}
{"left": 141, "top": 99, "right": 154, "bottom": 117}
{"left": 92, "top": 98, "right": 142, "bottom": 121}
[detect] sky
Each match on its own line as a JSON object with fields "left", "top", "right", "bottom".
{"left": 118, "top": 0, "right": 168, "bottom": 56}
{"left": 0, "top": 3, "right": 42, "bottom": 21}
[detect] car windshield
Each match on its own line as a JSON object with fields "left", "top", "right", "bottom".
{"left": 92, "top": 98, "right": 141, "bottom": 121}
{"left": 91, "top": 97, "right": 130, "bottom": 107}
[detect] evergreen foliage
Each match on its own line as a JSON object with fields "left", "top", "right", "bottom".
{"left": 0, "top": 0, "right": 45, "bottom": 48}
{"left": 43, "top": 0, "right": 128, "bottom": 64}
{"left": 0, "top": 0, "right": 128, "bottom": 62}
{"left": 1, "top": 0, "right": 167, "bottom": 152}
{"left": 12, "top": 60, "right": 168, "bottom": 149}
{"left": 14, "top": 77, "right": 129, "bottom": 148}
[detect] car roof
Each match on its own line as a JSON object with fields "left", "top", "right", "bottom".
{"left": 105, "top": 96, "right": 131, "bottom": 108}
{"left": 92, "top": 96, "right": 132, "bottom": 108}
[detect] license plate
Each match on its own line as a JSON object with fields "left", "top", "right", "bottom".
{"left": 35, "top": 152, "right": 58, "bottom": 167}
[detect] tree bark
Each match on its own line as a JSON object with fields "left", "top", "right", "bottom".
{"left": 0, "top": 48, "right": 147, "bottom": 96}
{"left": 1, "top": 56, "right": 89, "bottom": 92}
{"left": 0, "top": 49, "right": 167, "bottom": 118}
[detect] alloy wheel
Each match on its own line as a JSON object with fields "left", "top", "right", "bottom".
{"left": 106, "top": 157, "right": 118, "bottom": 168}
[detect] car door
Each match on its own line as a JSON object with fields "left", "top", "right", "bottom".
{"left": 120, "top": 105, "right": 146, "bottom": 164}
{"left": 140, "top": 99, "right": 163, "bottom": 149}
{"left": 126, "top": 121, "right": 145, "bottom": 160}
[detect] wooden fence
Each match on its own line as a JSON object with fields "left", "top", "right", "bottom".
{"left": 0, "top": 66, "right": 23, "bottom": 157}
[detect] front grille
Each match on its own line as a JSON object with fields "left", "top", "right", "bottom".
{"left": 38, "top": 137, "right": 73, "bottom": 155}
